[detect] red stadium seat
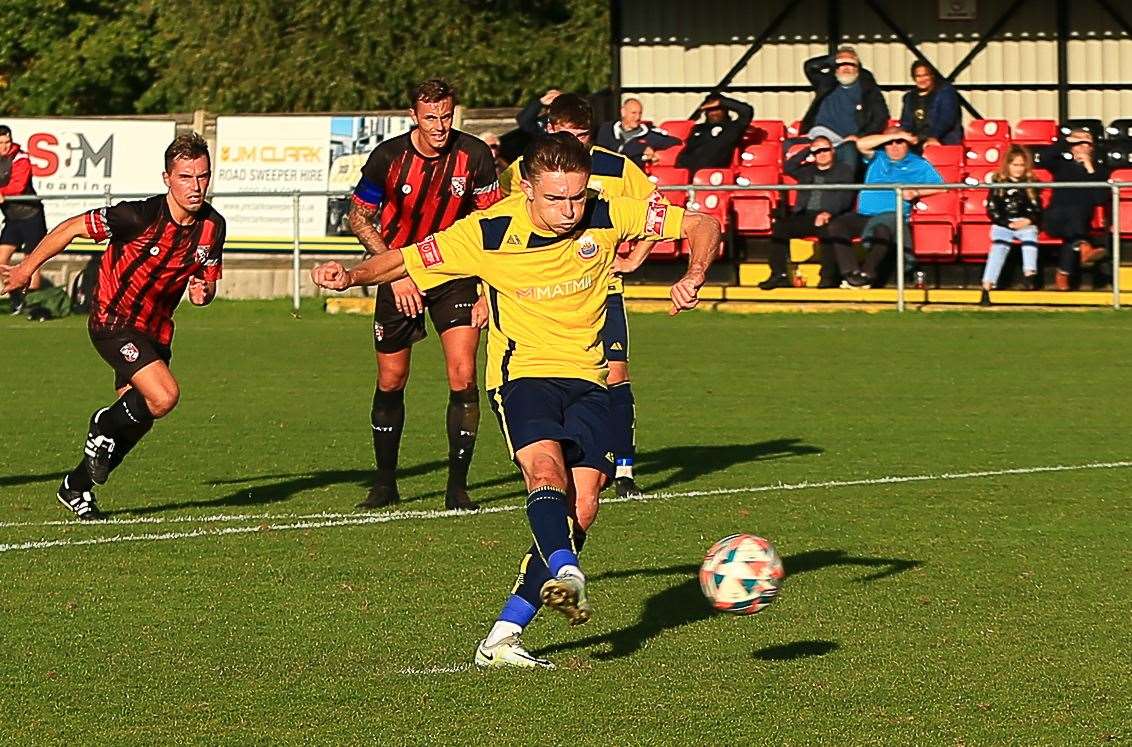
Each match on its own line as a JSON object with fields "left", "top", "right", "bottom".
{"left": 737, "top": 142, "right": 782, "bottom": 167}
{"left": 910, "top": 191, "right": 960, "bottom": 260}
{"left": 958, "top": 188, "right": 992, "bottom": 261}
{"left": 689, "top": 168, "right": 734, "bottom": 232}
{"left": 923, "top": 144, "right": 964, "bottom": 168}
{"left": 748, "top": 119, "right": 786, "bottom": 144}
{"left": 1013, "top": 119, "right": 1058, "bottom": 146}
{"left": 658, "top": 119, "right": 694, "bottom": 142}
{"left": 965, "top": 119, "right": 1011, "bottom": 141}
{"left": 965, "top": 141, "right": 1009, "bottom": 169}
{"left": 1111, "top": 168, "right": 1132, "bottom": 236}
{"left": 787, "top": 119, "right": 804, "bottom": 138}
{"left": 646, "top": 166, "right": 690, "bottom": 207}
{"left": 651, "top": 145, "right": 684, "bottom": 168}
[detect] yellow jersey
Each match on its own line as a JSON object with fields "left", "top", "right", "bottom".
{"left": 402, "top": 192, "right": 685, "bottom": 390}
{"left": 500, "top": 145, "right": 660, "bottom": 295}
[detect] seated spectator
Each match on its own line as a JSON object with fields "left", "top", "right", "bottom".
{"left": 759, "top": 136, "right": 858, "bottom": 289}
{"left": 800, "top": 46, "right": 890, "bottom": 169}
{"left": 477, "top": 131, "right": 509, "bottom": 175}
{"left": 676, "top": 94, "right": 754, "bottom": 173}
{"left": 595, "top": 98, "right": 681, "bottom": 168}
{"left": 1035, "top": 129, "right": 1111, "bottom": 290}
{"left": 899, "top": 61, "right": 962, "bottom": 146}
{"left": 980, "top": 145, "right": 1042, "bottom": 305}
{"left": 516, "top": 89, "right": 562, "bottom": 137}
{"left": 826, "top": 128, "right": 943, "bottom": 287}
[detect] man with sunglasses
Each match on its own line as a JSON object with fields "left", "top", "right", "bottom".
{"left": 826, "top": 128, "right": 943, "bottom": 287}
{"left": 800, "top": 46, "right": 890, "bottom": 169}
{"left": 759, "top": 136, "right": 857, "bottom": 289}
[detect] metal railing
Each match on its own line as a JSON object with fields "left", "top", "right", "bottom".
{"left": 5, "top": 182, "right": 1128, "bottom": 312}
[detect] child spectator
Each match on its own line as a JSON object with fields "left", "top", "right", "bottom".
{"left": 980, "top": 145, "right": 1042, "bottom": 305}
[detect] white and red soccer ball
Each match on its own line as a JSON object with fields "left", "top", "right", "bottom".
{"left": 699, "top": 533, "right": 785, "bottom": 615}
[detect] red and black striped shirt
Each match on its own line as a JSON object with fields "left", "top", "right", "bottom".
{"left": 85, "top": 195, "right": 225, "bottom": 345}
{"left": 352, "top": 129, "right": 501, "bottom": 250}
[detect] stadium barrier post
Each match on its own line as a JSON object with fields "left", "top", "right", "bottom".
{"left": 292, "top": 191, "right": 301, "bottom": 313}
{"left": 895, "top": 187, "right": 905, "bottom": 313}
{"left": 1112, "top": 183, "right": 1121, "bottom": 310}
{"left": 104, "top": 185, "right": 112, "bottom": 207}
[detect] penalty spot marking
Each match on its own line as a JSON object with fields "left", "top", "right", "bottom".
{"left": 2, "top": 459, "right": 1130, "bottom": 554}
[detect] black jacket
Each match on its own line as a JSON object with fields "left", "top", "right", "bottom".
{"left": 1035, "top": 141, "right": 1111, "bottom": 212}
{"left": 800, "top": 54, "right": 890, "bottom": 137}
{"left": 898, "top": 81, "right": 962, "bottom": 145}
{"left": 676, "top": 95, "right": 754, "bottom": 173}
{"left": 516, "top": 98, "right": 549, "bottom": 137}
{"left": 782, "top": 149, "right": 858, "bottom": 215}
{"left": 594, "top": 121, "right": 682, "bottom": 167}
{"left": 986, "top": 178, "right": 1042, "bottom": 227}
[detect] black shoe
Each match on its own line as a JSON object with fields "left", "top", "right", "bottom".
{"left": 8, "top": 291, "right": 24, "bottom": 315}
{"left": 614, "top": 476, "right": 644, "bottom": 500}
{"left": 357, "top": 482, "right": 400, "bottom": 509}
{"left": 57, "top": 478, "right": 106, "bottom": 521}
{"left": 979, "top": 289, "right": 991, "bottom": 306}
{"left": 758, "top": 274, "right": 791, "bottom": 290}
{"left": 1021, "top": 274, "right": 1038, "bottom": 291}
{"left": 83, "top": 410, "right": 115, "bottom": 486}
{"left": 444, "top": 488, "right": 479, "bottom": 511}
{"left": 845, "top": 271, "right": 871, "bottom": 288}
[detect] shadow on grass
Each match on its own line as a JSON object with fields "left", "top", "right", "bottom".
{"left": 116, "top": 459, "right": 525, "bottom": 516}
{"left": 0, "top": 471, "right": 67, "bottom": 488}
{"left": 753, "top": 640, "right": 839, "bottom": 660}
{"left": 635, "top": 438, "right": 824, "bottom": 493}
{"left": 109, "top": 437, "right": 820, "bottom": 516}
{"left": 536, "top": 549, "right": 920, "bottom": 661}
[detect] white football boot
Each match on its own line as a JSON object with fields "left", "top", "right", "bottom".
{"left": 474, "top": 635, "right": 555, "bottom": 670}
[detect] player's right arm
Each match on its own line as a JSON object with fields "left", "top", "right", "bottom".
{"left": 0, "top": 214, "right": 88, "bottom": 294}
{"left": 313, "top": 212, "right": 486, "bottom": 292}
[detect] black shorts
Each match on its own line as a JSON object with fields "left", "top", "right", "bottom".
{"left": 602, "top": 291, "right": 629, "bottom": 363}
{"left": 487, "top": 377, "right": 615, "bottom": 479}
{"left": 373, "top": 276, "right": 478, "bottom": 353}
{"left": 0, "top": 213, "right": 48, "bottom": 251}
{"left": 90, "top": 327, "right": 172, "bottom": 390}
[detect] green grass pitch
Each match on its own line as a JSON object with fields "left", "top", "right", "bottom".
{"left": 1, "top": 300, "right": 1129, "bottom": 744}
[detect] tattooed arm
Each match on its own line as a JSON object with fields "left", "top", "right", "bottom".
{"left": 347, "top": 199, "right": 391, "bottom": 257}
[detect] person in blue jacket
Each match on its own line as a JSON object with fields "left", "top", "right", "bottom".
{"left": 899, "top": 61, "right": 962, "bottom": 147}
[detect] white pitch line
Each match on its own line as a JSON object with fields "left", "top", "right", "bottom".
{"left": 2, "top": 459, "right": 1130, "bottom": 554}
{"left": 398, "top": 664, "right": 473, "bottom": 675}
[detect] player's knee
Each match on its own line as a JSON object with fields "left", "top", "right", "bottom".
{"left": 607, "top": 361, "right": 630, "bottom": 385}
{"left": 145, "top": 384, "right": 179, "bottom": 418}
{"left": 445, "top": 361, "right": 476, "bottom": 391}
{"left": 377, "top": 370, "right": 409, "bottom": 392}
{"left": 524, "top": 454, "right": 567, "bottom": 490}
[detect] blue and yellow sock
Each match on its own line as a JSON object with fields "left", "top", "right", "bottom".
{"left": 610, "top": 381, "right": 635, "bottom": 479}
{"left": 526, "top": 485, "right": 579, "bottom": 576}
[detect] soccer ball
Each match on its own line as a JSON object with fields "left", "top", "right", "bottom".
{"left": 699, "top": 533, "right": 785, "bottom": 615}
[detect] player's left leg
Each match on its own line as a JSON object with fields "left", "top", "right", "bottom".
{"left": 59, "top": 333, "right": 176, "bottom": 519}
{"left": 437, "top": 325, "right": 480, "bottom": 511}
{"left": 604, "top": 292, "right": 641, "bottom": 499}
{"left": 429, "top": 278, "right": 483, "bottom": 511}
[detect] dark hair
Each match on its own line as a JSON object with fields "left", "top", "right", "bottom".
{"left": 410, "top": 79, "right": 458, "bottom": 107}
{"left": 547, "top": 93, "right": 592, "bottom": 130}
{"left": 0, "top": 125, "right": 11, "bottom": 138}
{"left": 910, "top": 60, "right": 936, "bottom": 79}
{"left": 521, "top": 132, "right": 591, "bottom": 182}
{"left": 164, "top": 132, "right": 210, "bottom": 172}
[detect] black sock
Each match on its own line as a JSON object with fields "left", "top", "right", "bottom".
{"left": 95, "top": 389, "right": 153, "bottom": 437}
{"left": 609, "top": 381, "right": 636, "bottom": 476}
{"left": 526, "top": 485, "right": 577, "bottom": 576}
{"left": 371, "top": 388, "right": 405, "bottom": 486}
{"left": 108, "top": 420, "right": 154, "bottom": 473}
{"left": 445, "top": 387, "right": 479, "bottom": 493}
{"left": 66, "top": 460, "right": 95, "bottom": 492}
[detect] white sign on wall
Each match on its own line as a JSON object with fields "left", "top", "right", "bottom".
{"left": 2, "top": 118, "right": 176, "bottom": 228}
